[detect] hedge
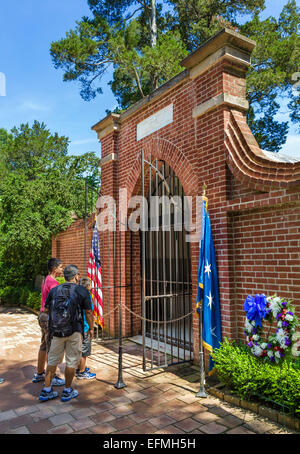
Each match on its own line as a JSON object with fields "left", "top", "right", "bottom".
{"left": 0, "top": 285, "right": 41, "bottom": 311}
{"left": 212, "top": 338, "right": 300, "bottom": 414}
{"left": 0, "top": 277, "right": 66, "bottom": 311}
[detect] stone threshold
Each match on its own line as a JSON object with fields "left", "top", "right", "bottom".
{"left": 129, "top": 335, "right": 193, "bottom": 362}
{"left": 207, "top": 382, "right": 300, "bottom": 432}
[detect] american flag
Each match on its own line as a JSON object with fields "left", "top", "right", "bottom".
{"left": 87, "top": 223, "right": 103, "bottom": 327}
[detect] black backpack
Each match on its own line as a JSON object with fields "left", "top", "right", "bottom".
{"left": 49, "top": 284, "right": 78, "bottom": 337}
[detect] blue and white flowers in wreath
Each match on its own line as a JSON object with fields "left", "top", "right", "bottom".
{"left": 244, "top": 294, "right": 299, "bottom": 363}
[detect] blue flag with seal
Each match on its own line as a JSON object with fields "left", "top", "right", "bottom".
{"left": 195, "top": 196, "right": 222, "bottom": 375}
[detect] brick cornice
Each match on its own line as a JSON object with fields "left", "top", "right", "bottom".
{"left": 91, "top": 113, "right": 121, "bottom": 140}
{"left": 188, "top": 45, "right": 252, "bottom": 80}
{"left": 181, "top": 28, "right": 256, "bottom": 71}
{"left": 193, "top": 93, "right": 249, "bottom": 118}
{"left": 99, "top": 153, "right": 119, "bottom": 167}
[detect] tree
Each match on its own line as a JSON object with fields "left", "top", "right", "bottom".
{"left": 50, "top": 2, "right": 187, "bottom": 107}
{"left": 240, "top": 1, "right": 300, "bottom": 150}
{"left": 50, "top": 0, "right": 300, "bottom": 151}
{"left": 167, "top": 0, "right": 265, "bottom": 49}
{"left": 169, "top": 0, "right": 300, "bottom": 151}
{"left": 0, "top": 121, "right": 100, "bottom": 287}
{"left": 0, "top": 128, "right": 12, "bottom": 180}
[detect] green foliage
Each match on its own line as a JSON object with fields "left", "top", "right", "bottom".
{"left": 51, "top": 13, "right": 187, "bottom": 105}
{"left": 56, "top": 277, "right": 66, "bottom": 285}
{"left": 168, "top": 0, "right": 265, "bottom": 49}
{"left": 0, "top": 285, "right": 41, "bottom": 311}
{"left": 0, "top": 121, "right": 100, "bottom": 288}
{"left": 241, "top": 0, "right": 300, "bottom": 150}
{"left": 0, "top": 286, "right": 22, "bottom": 305}
{"left": 212, "top": 338, "right": 300, "bottom": 413}
{"left": 50, "top": 0, "right": 300, "bottom": 152}
{"left": 26, "top": 291, "right": 42, "bottom": 311}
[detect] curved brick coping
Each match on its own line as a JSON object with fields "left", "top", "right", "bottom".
{"left": 225, "top": 111, "right": 300, "bottom": 192}
{"left": 208, "top": 383, "right": 300, "bottom": 432}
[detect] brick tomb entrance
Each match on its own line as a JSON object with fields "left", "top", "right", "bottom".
{"left": 53, "top": 28, "right": 300, "bottom": 366}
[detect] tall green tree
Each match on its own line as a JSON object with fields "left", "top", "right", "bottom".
{"left": 170, "top": 0, "right": 299, "bottom": 151}
{"left": 0, "top": 121, "right": 100, "bottom": 287}
{"left": 50, "top": 0, "right": 300, "bottom": 151}
{"left": 0, "top": 128, "right": 12, "bottom": 180}
{"left": 50, "top": 2, "right": 186, "bottom": 108}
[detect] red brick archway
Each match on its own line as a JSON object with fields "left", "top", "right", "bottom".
{"left": 125, "top": 137, "right": 199, "bottom": 201}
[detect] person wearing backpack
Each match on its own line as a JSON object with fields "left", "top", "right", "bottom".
{"left": 32, "top": 258, "right": 65, "bottom": 387}
{"left": 39, "top": 264, "right": 94, "bottom": 402}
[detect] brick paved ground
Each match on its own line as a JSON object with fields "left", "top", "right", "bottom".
{"left": 0, "top": 306, "right": 296, "bottom": 435}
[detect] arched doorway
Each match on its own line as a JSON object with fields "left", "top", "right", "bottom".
{"left": 141, "top": 152, "right": 193, "bottom": 370}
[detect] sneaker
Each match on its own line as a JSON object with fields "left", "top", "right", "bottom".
{"left": 32, "top": 371, "right": 45, "bottom": 383}
{"left": 76, "top": 371, "right": 96, "bottom": 380}
{"left": 39, "top": 387, "right": 58, "bottom": 402}
{"left": 61, "top": 388, "right": 79, "bottom": 402}
{"left": 75, "top": 367, "right": 90, "bottom": 376}
{"left": 51, "top": 375, "right": 65, "bottom": 386}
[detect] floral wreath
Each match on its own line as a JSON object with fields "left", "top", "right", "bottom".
{"left": 244, "top": 294, "right": 299, "bottom": 364}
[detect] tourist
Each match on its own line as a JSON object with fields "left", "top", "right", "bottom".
{"left": 32, "top": 258, "right": 65, "bottom": 386}
{"left": 39, "top": 265, "right": 94, "bottom": 402}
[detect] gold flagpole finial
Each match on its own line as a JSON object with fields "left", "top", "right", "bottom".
{"left": 202, "top": 182, "right": 207, "bottom": 197}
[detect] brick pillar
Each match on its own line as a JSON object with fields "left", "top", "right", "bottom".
{"left": 182, "top": 29, "right": 256, "bottom": 345}
{"left": 92, "top": 114, "right": 121, "bottom": 337}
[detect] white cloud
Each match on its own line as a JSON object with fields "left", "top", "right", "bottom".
{"left": 280, "top": 135, "right": 300, "bottom": 159}
{"left": 71, "top": 138, "right": 98, "bottom": 146}
{"left": 18, "top": 101, "right": 50, "bottom": 112}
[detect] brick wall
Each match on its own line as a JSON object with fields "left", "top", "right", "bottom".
{"left": 227, "top": 190, "right": 300, "bottom": 342}
{"left": 52, "top": 217, "right": 93, "bottom": 278}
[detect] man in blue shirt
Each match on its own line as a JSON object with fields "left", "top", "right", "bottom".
{"left": 75, "top": 277, "right": 96, "bottom": 380}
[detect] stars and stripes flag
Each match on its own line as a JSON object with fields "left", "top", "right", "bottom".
{"left": 195, "top": 196, "right": 222, "bottom": 375}
{"left": 87, "top": 223, "right": 103, "bottom": 327}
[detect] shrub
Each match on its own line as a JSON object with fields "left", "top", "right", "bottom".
{"left": 0, "top": 286, "right": 21, "bottom": 305}
{"left": 212, "top": 338, "right": 300, "bottom": 414}
{"left": 56, "top": 277, "right": 65, "bottom": 285}
{"left": 0, "top": 285, "right": 41, "bottom": 311}
{"left": 20, "top": 286, "right": 32, "bottom": 305}
{"left": 26, "top": 291, "right": 42, "bottom": 311}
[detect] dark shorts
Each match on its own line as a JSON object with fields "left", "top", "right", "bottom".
{"left": 82, "top": 332, "right": 92, "bottom": 357}
{"left": 38, "top": 311, "right": 51, "bottom": 352}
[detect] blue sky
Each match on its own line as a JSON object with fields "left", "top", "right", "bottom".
{"left": 0, "top": 0, "right": 299, "bottom": 159}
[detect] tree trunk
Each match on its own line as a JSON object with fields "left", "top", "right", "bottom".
{"left": 150, "top": 0, "right": 157, "bottom": 48}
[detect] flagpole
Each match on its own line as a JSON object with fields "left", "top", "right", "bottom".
{"left": 114, "top": 221, "right": 126, "bottom": 389}
{"left": 93, "top": 211, "right": 99, "bottom": 340}
{"left": 196, "top": 183, "right": 207, "bottom": 398}
{"left": 197, "top": 301, "right": 207, "bottom": 397}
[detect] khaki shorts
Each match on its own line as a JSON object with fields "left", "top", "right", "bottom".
{"left": 47, "top": 332, "right": 83, "bottom": 369}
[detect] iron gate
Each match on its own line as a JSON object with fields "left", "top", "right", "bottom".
{"left": 141, "top": 150, "right": 193, "bottom": 371}
{"left": 84, "top": 152, "right": 194, "bottom": 375}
